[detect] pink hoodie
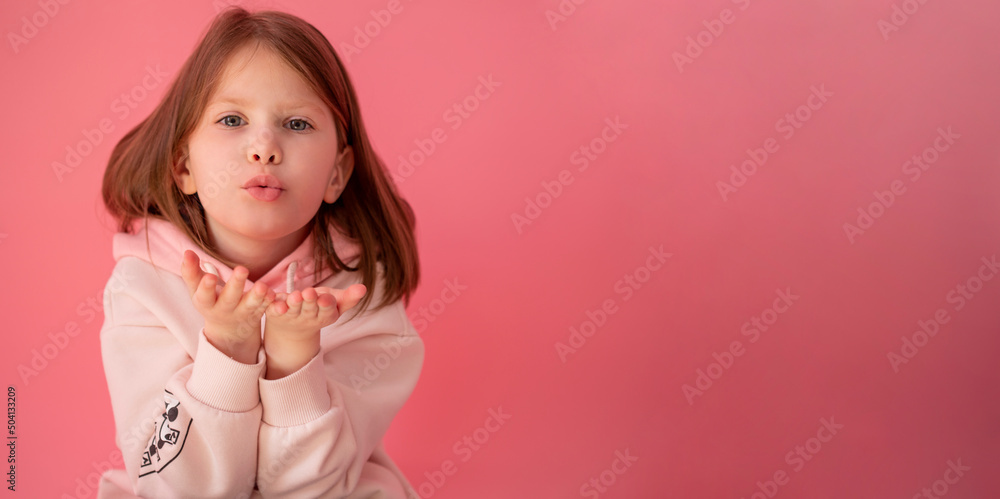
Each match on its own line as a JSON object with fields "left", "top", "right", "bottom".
{"left": 96, "top": 217, "right": 424, "bottom": 498}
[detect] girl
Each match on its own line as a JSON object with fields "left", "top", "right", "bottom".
{"left": 98, "top": 7, "right": 423, "bottom": 498}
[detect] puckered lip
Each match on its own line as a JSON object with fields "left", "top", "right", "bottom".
{"left": 242, "top": 175, "right": 284, "bottom": 189}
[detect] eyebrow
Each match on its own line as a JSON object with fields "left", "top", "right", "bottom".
{"left": 207, "top": 96, "right": 328, "bottom": 115}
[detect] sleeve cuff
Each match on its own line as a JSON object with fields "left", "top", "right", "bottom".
{"left": 186, "top": 328, "right": 265, "bottom": 412}
{"left": 259, "top": 351, "right": 332, "bottom": 427}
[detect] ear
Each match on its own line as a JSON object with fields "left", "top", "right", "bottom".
{"left": 172, "top": 147, "right": 197, "bottom": 195}
{"left": 324, "top": 145, "right": 354, "bottom": 203}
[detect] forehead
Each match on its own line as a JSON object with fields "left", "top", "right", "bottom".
{"left": 208, "top": 43, "right": 328, "bottom": 110}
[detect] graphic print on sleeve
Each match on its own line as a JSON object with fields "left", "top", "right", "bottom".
{"left": 139, "top": 390, "right": 192, "bottom": 477}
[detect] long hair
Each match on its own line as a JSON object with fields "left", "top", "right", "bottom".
{"left": 102, "top": 7, "right": 419, "bottom": 317}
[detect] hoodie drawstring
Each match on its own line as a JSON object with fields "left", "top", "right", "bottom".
{"left": 201, "top": 262, "right": 222, "bottom": 282}
{"left": 286, "top": 261, "right": 298, "bottom": 294}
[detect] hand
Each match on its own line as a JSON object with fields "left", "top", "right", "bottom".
{"left": 262, "top": 284, "right": 366, "bottom": 378}
{"left": 264, "top": 284, "right": 367, "bottom": 338}
{"left": 180, "top": 250, "right": 275, "bottom": 363}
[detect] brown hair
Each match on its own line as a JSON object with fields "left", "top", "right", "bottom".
{"left": 101, "top": 7, "right": 419, "bottom": 318}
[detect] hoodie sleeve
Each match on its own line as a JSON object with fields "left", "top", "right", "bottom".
{"left": 255, "top": 282, "right": 424, "bottom": 497}
{"left": 99, "top": 258, "right": 266, "bottom": 498}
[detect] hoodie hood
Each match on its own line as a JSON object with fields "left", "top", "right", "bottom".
{"left": 112, "top": 217, "right": 362, "bottom": 294}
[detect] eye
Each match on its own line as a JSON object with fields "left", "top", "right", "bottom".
{"left": 218, "top": 115, "right": 244, "bottom": 127}
{"left": 287, "top": 119, "right": 312, "bottom": 131}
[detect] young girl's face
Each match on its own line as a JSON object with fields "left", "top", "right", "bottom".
{"left": 175, "top": 43, "right": 351, "bottom": 252}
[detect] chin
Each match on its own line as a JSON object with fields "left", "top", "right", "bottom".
{"left": 244, "top": 222, "right": 311, "bottom": 242}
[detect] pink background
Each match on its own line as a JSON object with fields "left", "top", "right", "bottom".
{"left": 2, "top": 0, "right": 999, "bottom": 497}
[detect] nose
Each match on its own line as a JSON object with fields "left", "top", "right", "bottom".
{"left": 247, "top": 127, "right": 281, "bottom": 164}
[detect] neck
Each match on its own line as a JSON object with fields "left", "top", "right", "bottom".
{"left": 207, "top": 223, "right": 312, "bottom": 282}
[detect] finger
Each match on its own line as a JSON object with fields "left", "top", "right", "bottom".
{"left": 241, "top": 281, "right": 269, "bottom": 312}
{"left": 313, "top": 286, "right": 347, "bottom": 303}
{"left": 217, "top": 266, "right": 249, "bottom": 309}
{"left": 317, "top": 292, "right": 337, "bottom": 311}
{"left": 241, "top": 283, "right": 274, "bottom": 330}
{"left": 180, "top": 250, "right": 205, "bottom": 296}
{"left": 265, "top": 299, "right": 287, "bottom": 317}
{"left": 264, "top": 291, "right": 287, "bottom": 317}
{"left": 315, "top": 292, "right": 340, "bottom": 325}
{"left": 300, "top": 288, "right": 319, "bottom": 317}
{"left": 313, "top": 286, "right": 359, "bottom": 311}
{"left": 337, "top": 284, "right": 367, "bottom": 313}
{"left": 250, "top": 288, "right": 275, "bottom": 324}
{"left": 193, "top": 273, "right": 218, "bottom": 308}
{"left": 284, "top": 290, "right": 304, "bottom": 318}
{"left": 254, "top": 295, "right": 273, "bottom": 319}
{"left": 258, "top": 288, "right": 276, "bottom": 313}
{"left": 200, "top": 261, "right": 226, "bottom": 288}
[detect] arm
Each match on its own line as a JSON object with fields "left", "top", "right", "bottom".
{"left": 256, "top": 287, "right": 424, "bottom": 497}
{"left": 100, "top": 259, "right": 266, "bottom": 498}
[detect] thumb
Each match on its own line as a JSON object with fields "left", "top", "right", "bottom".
{"left": 339, "top": 284, "right": 367, "bottom": 313}
{"left": 316, "top": 284, "right": 367, "bottom": 313}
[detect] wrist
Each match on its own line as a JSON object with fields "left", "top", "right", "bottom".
{"left": 263, "top": 331, "right": 320, "bottom": 380}
{"left": 204, "top": 324, "right": 261, "bottom": 364}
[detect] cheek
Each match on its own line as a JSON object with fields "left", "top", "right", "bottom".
{"left": 190, "top": 131, "right": 237, "bottom": 162}
{"left": 189, "top": 139, "right": 242, "bottom": 191}
{"left": 291, "top": 147, "right": 339, "bottom": 188}
{"left": 297, "top": 174, "right": 334, "bottom": 205}
{"left": 296, "top": 144, "right": 335, "bottom": 166}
